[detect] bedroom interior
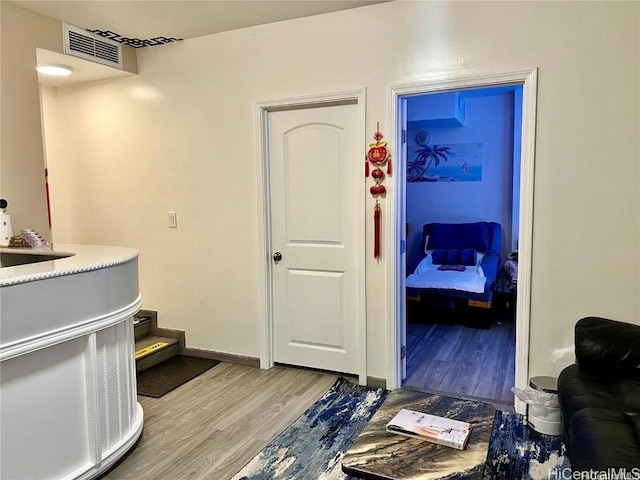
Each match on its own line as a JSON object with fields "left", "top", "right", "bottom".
{"left": 402, "top": 86, "right": 522, "bottom": 408}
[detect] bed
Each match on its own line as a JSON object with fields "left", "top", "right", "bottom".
{"left": 406, "top": 221, "right": 502, "bottom": 308}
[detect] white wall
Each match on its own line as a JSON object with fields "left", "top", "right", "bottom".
{"left": 44, "top": 0, "right": 639, "bottom": 380}
{"left": 0, "top": 2, "right": 62, "bottom": 241}
{"left": 0, "top": 3, "right": 137, "bottom": 239}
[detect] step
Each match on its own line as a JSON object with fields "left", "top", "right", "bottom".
{"left": 134, "top": 335, "right": 179, "bottom": 373}
{"left": 133, "top": 314, "right": 151, "bottom": 341}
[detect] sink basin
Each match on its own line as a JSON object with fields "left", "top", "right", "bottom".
{"left": 0, "top": 251, "right": 75, "bottom": 267}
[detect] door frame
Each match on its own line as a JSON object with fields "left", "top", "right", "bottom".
{"left": 254, "top": 89, "right": 368, "bottom": 385}
{"left": 386, "top": 69, "right": 538, "bottom": 414}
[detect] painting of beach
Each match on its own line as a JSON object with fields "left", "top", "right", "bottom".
{"left": 407, "top": 142, "right": 483, "bottom": 182}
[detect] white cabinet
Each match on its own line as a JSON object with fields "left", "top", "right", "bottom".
{"left": 0, "top": 245, "right": 143, "bottom": 480}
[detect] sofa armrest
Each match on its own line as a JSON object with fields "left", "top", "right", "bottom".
{"left": 611, "top": 377, "right": 640, "bottom": 416}
{"left": 480, "top": 253, "right": 500, "bottom": 290}
{"left": 575, "top": 316, "right": 640, "bottom": 378}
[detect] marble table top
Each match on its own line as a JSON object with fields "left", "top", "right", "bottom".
{"left": 341, "top": 388, "right": 496, "bottom": 480}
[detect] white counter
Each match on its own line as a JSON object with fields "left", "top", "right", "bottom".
{"left": 0, "top": 244, "right": 144, "bottom": 480}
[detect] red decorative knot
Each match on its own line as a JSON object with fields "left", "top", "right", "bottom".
{"left": 373, "top": 130, "right": 384, "bottom": 142}
{"left": 371, "top": 168, "right": 385, "bottom": 180}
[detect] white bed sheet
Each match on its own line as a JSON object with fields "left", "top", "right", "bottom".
{"left": 406, "top": 254, "right": 486, "bottom": 294}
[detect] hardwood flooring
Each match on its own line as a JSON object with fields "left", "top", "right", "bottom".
{"left": 105, "top": 311, "right": 514, "bottom": 478}
{"left": 403, "top": 306, "right": 516, "bottom": 409}
{"left": 104, "top": 362, "right": 337, "bottom": 480}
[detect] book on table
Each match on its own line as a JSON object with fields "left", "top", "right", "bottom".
{"left": 385, "top": 408, "right": 472, "bottom": 450}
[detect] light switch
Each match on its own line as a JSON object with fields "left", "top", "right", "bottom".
{"left": 168, "top": 211, "right": 177, "bottom": 228}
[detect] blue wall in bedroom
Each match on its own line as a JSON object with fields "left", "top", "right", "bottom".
{"left": 406, "top": 86, "right": 523, "bottom": 272}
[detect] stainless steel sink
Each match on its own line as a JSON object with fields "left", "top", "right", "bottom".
{"left": 0, "top": 251, "right": 75, "bottom": 267}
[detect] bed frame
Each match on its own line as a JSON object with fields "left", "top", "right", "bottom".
{"left": 408, "top": 221, "right": 502, "bottom": 309}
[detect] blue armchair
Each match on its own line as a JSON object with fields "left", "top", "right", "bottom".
{"left": 408, "top": 222, "right": 502, "bottom": 308}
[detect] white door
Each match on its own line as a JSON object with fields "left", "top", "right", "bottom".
{"left": 268, "top": 102, "right": 361, "bottom": 374}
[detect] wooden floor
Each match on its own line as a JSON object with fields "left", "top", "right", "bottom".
{"left": 104, "top": 362, "right": 337, "bottom": 480}
{"left": 105, "top": 310, "right": 514, "bottom": 478}
{"left": 403, "top": 305, "right": 516, "bottom": 409}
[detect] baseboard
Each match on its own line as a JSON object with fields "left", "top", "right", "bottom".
{"left": 152, "top": 326, "right": 186, "bottom": 349}
{"left": 135, "top": 310, "right": 256, "bottom": 367}
{"left": 136, "top": 309, "right": 376, "bottom": 377}
{"left": 182, "top": 346, "right": 260, "bottom": 368}
{"left": 367, "top": 376, "right": 387, "bottom": 390}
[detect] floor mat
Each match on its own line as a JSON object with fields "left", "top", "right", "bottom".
{"left": 137, "top": 355, "right": 220, "bottom": 398}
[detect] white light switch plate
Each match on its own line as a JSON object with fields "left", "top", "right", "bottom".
{"left": 168, "top": 211, "right": 177, "bottom": 228}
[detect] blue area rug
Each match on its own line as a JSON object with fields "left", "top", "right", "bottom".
{"left": 232, "top": 377, "right": 388, "bottom": 480}
{"left": 483, "top": 410, "right": 571, "bottom": 480}
{"left": 233, "top": 377, "right": 570, "bottom": 480}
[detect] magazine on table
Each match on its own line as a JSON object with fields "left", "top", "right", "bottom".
{"left": 385, "top": 408, "right": 472, "bottom": 450}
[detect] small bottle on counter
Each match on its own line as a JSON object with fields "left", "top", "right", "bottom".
{"left": 0, "top": 198, "right": 14, "bottom": 247}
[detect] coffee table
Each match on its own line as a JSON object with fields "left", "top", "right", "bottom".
{"left": 341, "top": 388, "right": 496, "bottom": 480}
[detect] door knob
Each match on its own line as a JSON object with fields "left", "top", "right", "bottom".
{"left": 273, "top": 252, "right": 282, "bottom": 262}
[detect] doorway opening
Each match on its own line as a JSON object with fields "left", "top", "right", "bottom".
{"left": 403, "top": 85, "right": 522, "bottom": 408}
{"left": 388, "top": 70, "right": 538, "bottom": 415}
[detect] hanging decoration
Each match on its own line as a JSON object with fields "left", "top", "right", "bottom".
{"left": 365, "top": 122, "right": 391, "bottom": 259}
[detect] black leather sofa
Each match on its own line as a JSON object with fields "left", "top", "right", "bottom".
{"left": 558, "top": 317, "right": 640, "bottom": 470}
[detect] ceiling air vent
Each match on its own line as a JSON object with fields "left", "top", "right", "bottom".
{"left": 63, "top": 23, "right": 123, "bottom": 70}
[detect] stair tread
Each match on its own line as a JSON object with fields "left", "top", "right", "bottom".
{"left": 135, "top": 335, "right": 179, "bottom": 350}
{"left": 133, "top": 315, "right": 151, "bottom": 325}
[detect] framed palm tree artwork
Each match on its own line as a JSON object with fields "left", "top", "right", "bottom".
{"left": 407, "top": 142, "right": 483, "bottom": 182}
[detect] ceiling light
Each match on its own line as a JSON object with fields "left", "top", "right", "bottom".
{"left": 36, "top": 64, "right": 74, "bottom": 76}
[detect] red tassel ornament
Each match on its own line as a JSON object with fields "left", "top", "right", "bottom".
{"left": 367, "top": 124, "right": 390, "bottom": 259}
{"left": 365, "top": 161, "right": 370, "bottom": 177}
{"left": 374, "top": 202, "right": 381, "bottom": 259}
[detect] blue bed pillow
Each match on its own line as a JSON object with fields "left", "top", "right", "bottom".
{"left": 447, "top": 249, "right": 461, "bottom": 265}
{"left": 460, "top": 248, "right": 477, "bottom": 266}
{"left": 432, "top": 249, "right": 469, "bottom": 265}
{"left": 431, "top": 249, "right": 448, "bottom": 265}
